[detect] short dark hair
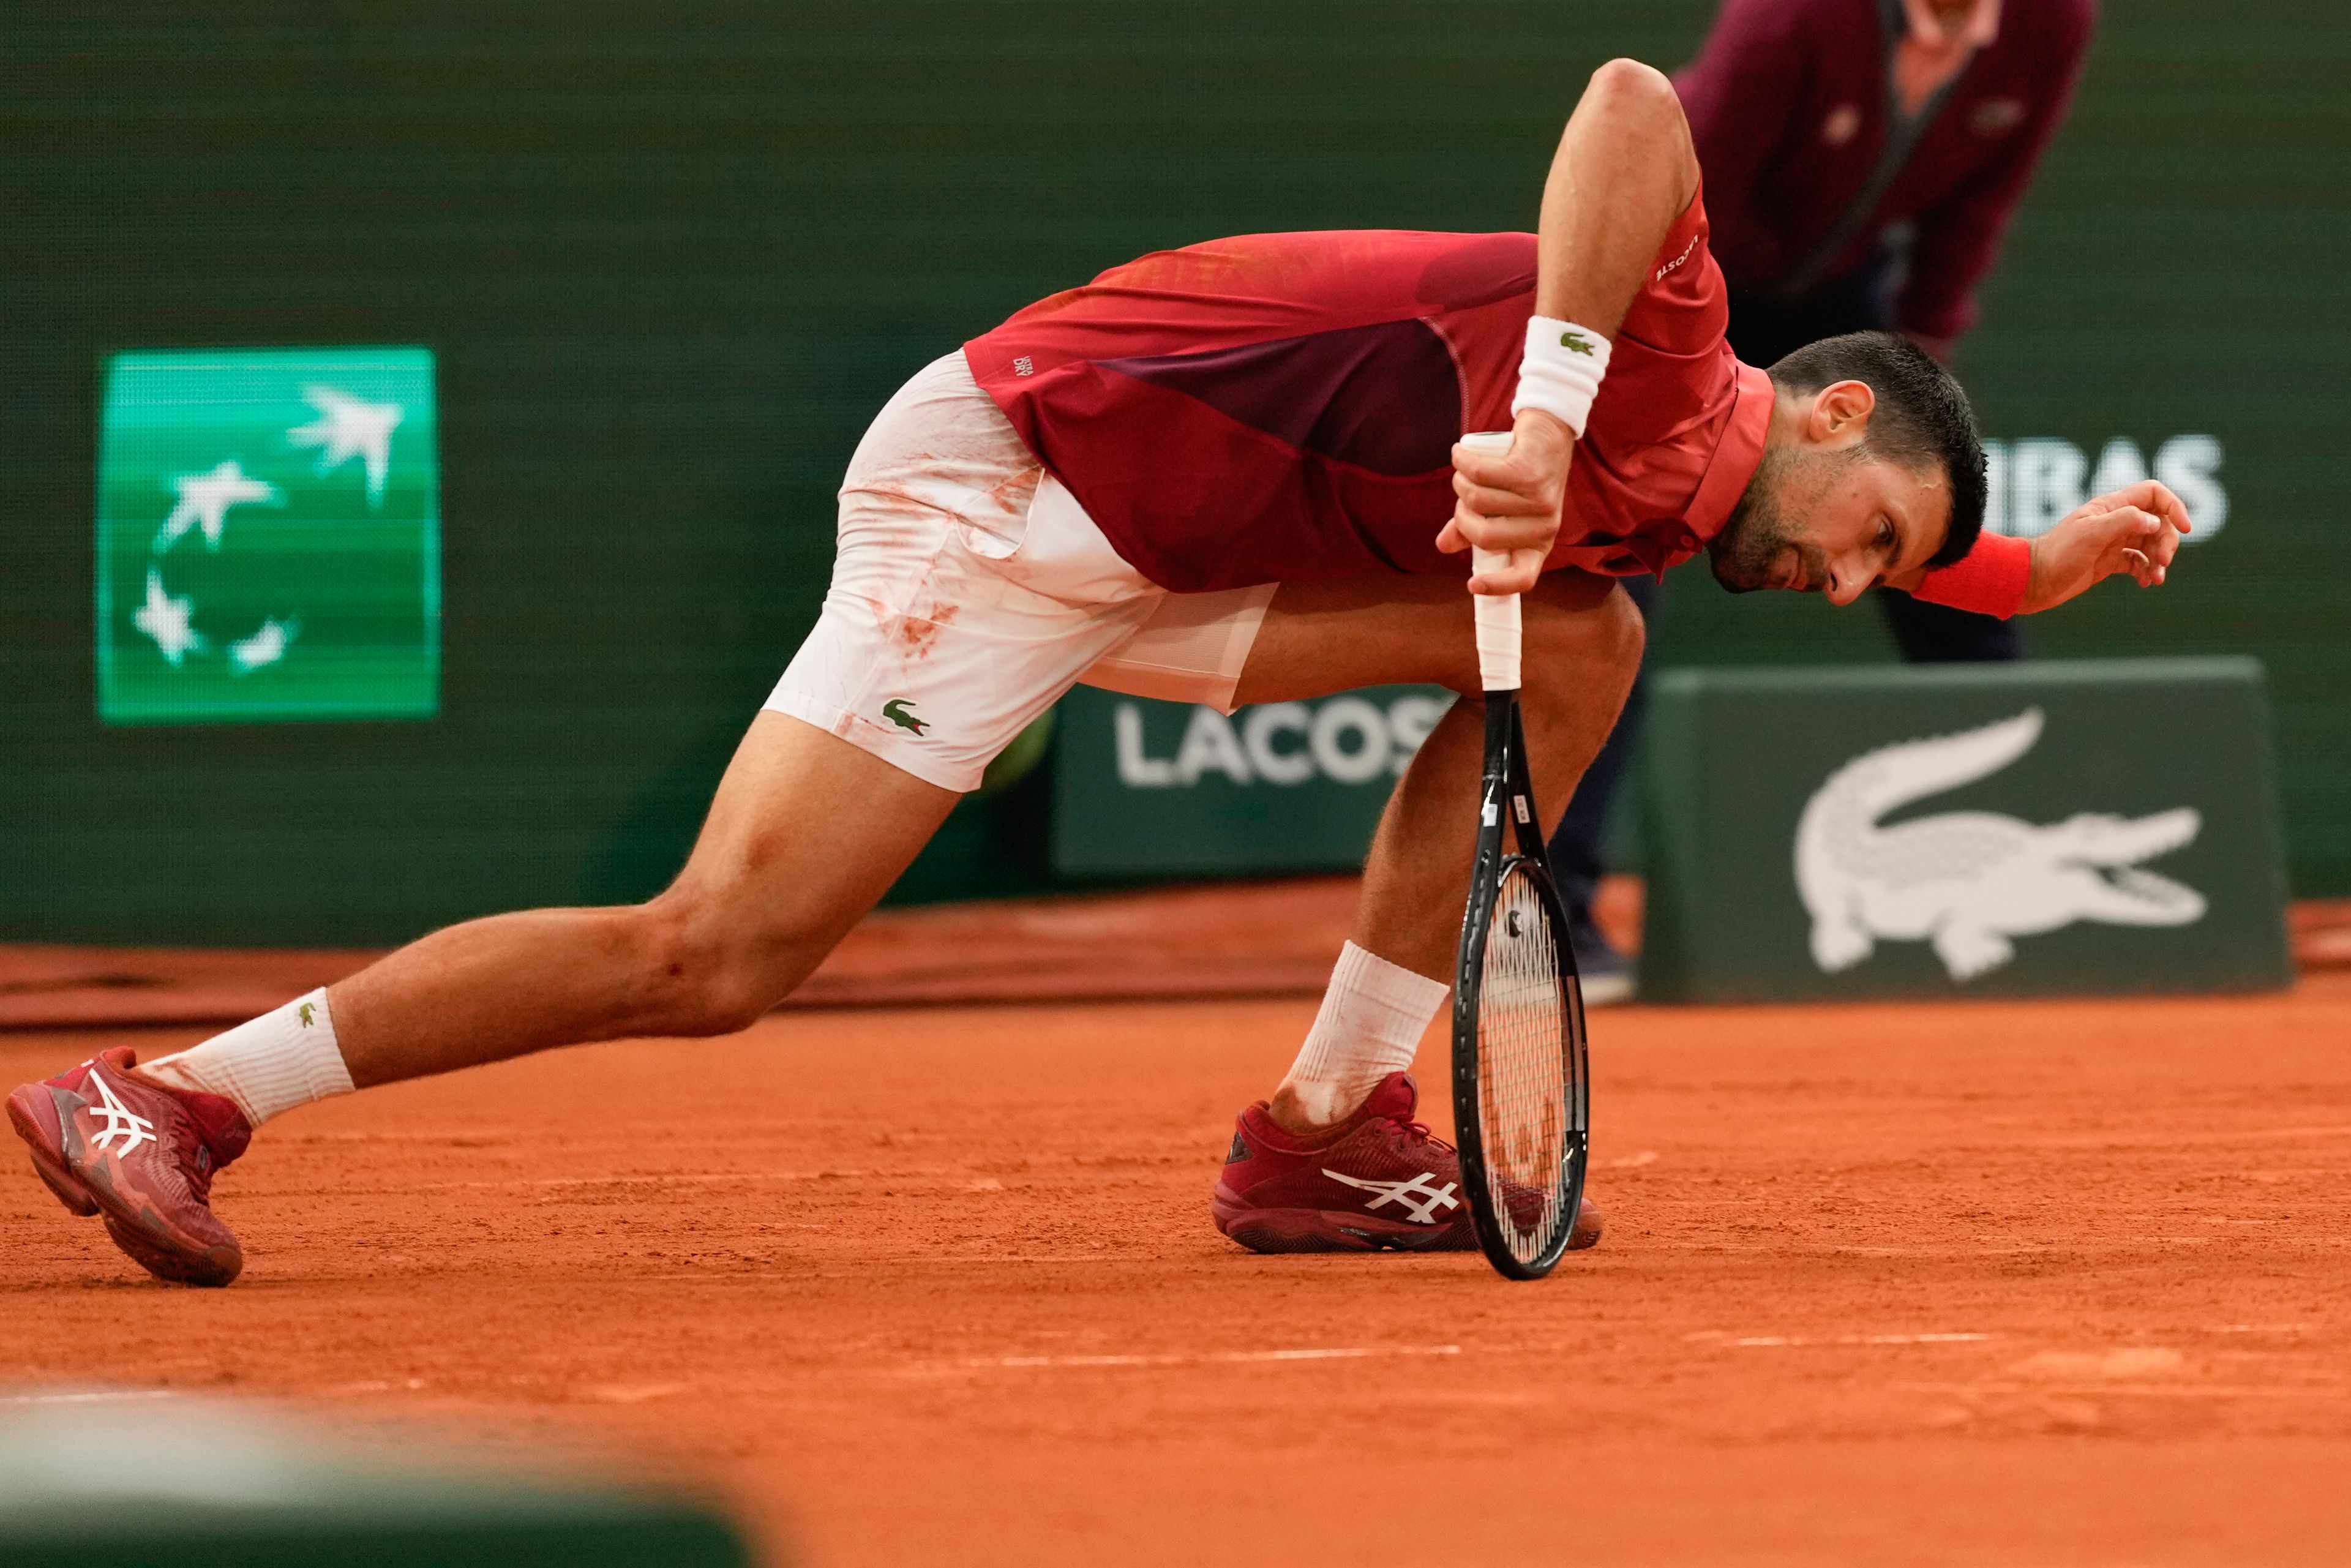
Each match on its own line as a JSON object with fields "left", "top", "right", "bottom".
{"left": 1765, "top": 332, "right": 1987, "bottom": 568}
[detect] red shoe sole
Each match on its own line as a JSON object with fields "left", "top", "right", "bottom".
{"left": 102, "top": 1214, "right": 239, "bottom": 1287}
{"left": 1214, "top": 1190, "right": 1605, "bottom": 1256}
{"left": 1213, "top": 1196, "right": 1470, "bottom": 1255}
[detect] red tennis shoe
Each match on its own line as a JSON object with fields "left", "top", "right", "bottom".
{"left": 7, "top": 1047, "right": 252, "bottom": 1287}
{"left": 1212, "top": 1071, "right": 1602, "bottom": 1255}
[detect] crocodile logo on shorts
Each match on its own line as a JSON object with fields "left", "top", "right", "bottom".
{"left": 1559, "top": 331, "right": 1595, "bottom": 355}
{"left": 298, "top": 1001, "right": 316, "bottom": 1027}
{"left": 881, "top": 698, "right": 930, "bottom": 736}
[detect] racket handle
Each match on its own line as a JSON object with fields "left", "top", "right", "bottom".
{"left": 1460, "top": 430, "right": 1521, "bottom": 692}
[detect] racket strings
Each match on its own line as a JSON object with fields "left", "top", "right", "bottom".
{"left": 1475, "top": 863, "right": 1573, "bottom": 1262}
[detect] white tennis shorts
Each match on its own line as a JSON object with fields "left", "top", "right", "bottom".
{"left": 765, "top": 351, "right": 1277, "bottom": 792}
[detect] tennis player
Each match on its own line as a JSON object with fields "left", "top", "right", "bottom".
{"left": 10, "top": 59, "right": 2186, "bottom": 1284}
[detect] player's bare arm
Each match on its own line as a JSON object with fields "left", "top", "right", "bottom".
{"left": 1442, "top": 59, "right": 1700, "bottom": 595}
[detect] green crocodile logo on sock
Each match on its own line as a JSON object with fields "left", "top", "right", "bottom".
{"left": 298, "top": 1001, "right": 316, "bottom": 1027}
{"left": 880, "top": 698, "right": 930, "bottom": 736}
{"left": 1559, "top": 330, "right": 1595, "bottom": 355}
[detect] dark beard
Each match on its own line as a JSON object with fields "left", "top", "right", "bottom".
{"left": 1709, "top": 446, "right": 1828, "bottom": 594}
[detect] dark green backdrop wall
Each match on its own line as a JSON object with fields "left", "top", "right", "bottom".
{"left": 4, "top": 2, "right": 2345, "bottom": 944}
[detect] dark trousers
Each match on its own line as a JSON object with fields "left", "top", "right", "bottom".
{"left": 1545, "top": 276, "right": 2018, "bottom": 928}
{"left": 1550, "top": 572, "right": 1659, "bottom": 926}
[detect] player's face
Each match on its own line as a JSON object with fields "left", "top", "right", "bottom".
{"left": 1708, "top": 444, "right": 1954, "bottom": 605}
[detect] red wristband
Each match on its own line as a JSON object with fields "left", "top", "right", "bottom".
{"left": 1911, "top": 532, "right": 2030, "bottom": 618}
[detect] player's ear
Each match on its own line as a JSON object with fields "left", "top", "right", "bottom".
{"left": 1807, "top": 379, "right": 1877, "bottom": 444}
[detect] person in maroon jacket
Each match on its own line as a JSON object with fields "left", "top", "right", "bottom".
{"left": 1550, "top": 0, "right": 2099, "bottom": 999}
{"left": 1686, "top": 0, "right": 2096, "bottom": 375}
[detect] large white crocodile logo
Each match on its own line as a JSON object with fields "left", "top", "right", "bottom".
{"left": 1795, "top": 708, "right": 2205, "bottom": 981}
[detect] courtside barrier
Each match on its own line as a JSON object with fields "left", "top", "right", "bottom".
{"left": 1050, "top": 685, "right": 1453, "bottom": 877}
{"left": 1637, "top": 657, "right": 2293, "bottom": 1002}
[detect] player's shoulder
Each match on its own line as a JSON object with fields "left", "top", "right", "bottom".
{"left": 1648, "top": 192, "right": 1713, "bottom": 290}
{"left": 1603, "top": 192, "right": 1730, "bottom": 366}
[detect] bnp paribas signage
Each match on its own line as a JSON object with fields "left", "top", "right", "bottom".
{"left": 94, "top": 347, "right": 440, "bottom": 724}
{"left": 1638, "top": 658, "right": 2293, "bottom": 1002}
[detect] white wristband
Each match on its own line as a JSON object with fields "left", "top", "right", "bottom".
{"left": 1511, "top": 316, "right": 1612, "bottom": 438}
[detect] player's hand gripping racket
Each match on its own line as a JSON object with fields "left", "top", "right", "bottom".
{"left": 1450, "top": 429, "right": 1590, "bottom": 1281}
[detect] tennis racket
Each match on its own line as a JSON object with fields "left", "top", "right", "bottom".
{"left": 1450, "top": 429, "right": 1591, "bottom": 1281}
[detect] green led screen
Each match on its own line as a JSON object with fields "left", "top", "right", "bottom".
{"left": 96, "top": 347, "right": 440, "bottom": 724}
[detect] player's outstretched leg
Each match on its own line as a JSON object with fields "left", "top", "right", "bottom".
{"left": 9, "top": 713, "right": 957, "bottom": 1286}
{"left": 1204, "top": 569, "right": 1642, "bottom": 1255}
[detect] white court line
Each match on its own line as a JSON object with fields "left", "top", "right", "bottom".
{"left": 0, "top": 1389, "right": 177, "bottom": 1406}
{"left": 1686, "top": 1331, "right": 1992, "bottom": 1348}
{"left": 965, "top": 1345, "right": 1462, "bottom": 1370}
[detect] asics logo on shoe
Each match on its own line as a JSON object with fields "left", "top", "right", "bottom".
{"left": 83, "top": 1067, "right": 157, "bottom": 1156}
{"left": 1320, "top": 1168, "right": 1460, "bottom": 1226}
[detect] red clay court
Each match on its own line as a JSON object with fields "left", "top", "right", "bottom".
{"left": 7, "top": 884, "right": 2351, "bottom": 1566}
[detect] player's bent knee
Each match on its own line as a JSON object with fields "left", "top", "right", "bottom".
{"left": 1570, "top": 581, "right": 1644, "bottom": 678}
{"left": 1524, "top": 577, "right": 1642, "bottom": 677}
{"left": 1513, "top": 585, "right": 1643, "bottom": 743}
{"left": 623, "top": 897, "right": 790, "bottom": 1038}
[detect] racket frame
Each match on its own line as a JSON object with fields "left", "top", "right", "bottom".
{"left": 1450, "top": 432, "right": 1591, "bottom": 1281}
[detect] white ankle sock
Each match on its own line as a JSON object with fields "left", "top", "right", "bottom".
{"left": 1280, "top": 942, "right": 1449, "bottom": 1124}
{"left": 142, "top": 988, "right": 355, "bottom": 1127}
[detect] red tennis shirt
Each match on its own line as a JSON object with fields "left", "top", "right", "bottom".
{"left": 964, "top": 190, "right": 2028, "bottom": 615}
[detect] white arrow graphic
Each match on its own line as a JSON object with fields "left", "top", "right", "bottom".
{"left": 132, "top": 568, "right": 207, "bottom": 666}
{"left": 155, "top": 460, "right": 280, "bottom": 553}
{"left": 288, "top": 386, "right": 404, "bottom": 505}
{"left": 228, "top": 616, "right": 300, "bottom": 673}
